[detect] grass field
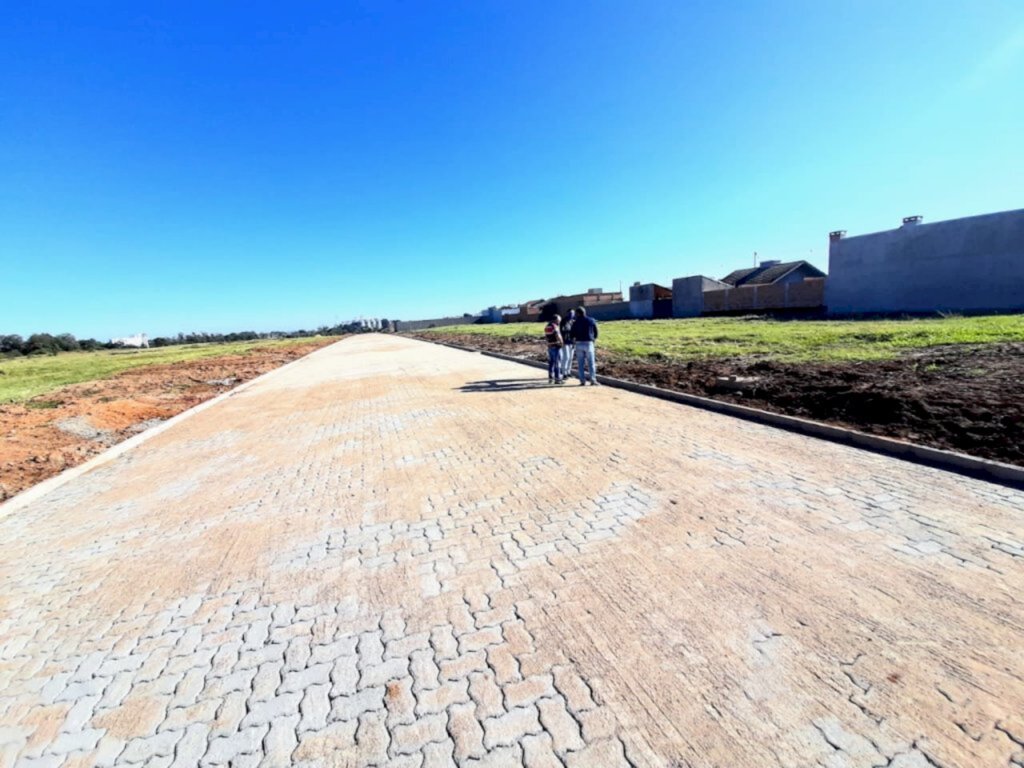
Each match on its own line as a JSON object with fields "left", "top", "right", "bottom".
{"left": 0, "top": 337, "right": 337, "bottom": 404}
{"left": 421, "top": 315, "right": 1024, "bottom": 363}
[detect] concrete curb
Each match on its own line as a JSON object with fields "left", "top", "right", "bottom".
{"left": 426, "top": 337, "right": 1024, "bottom": 490}
{"left": 0, "top": 338, "right": 350, "bottom": 518}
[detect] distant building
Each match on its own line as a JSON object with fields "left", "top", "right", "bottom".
{"left": 504, "top": 288, "right": 624, "bottom": 323}
{"left": 826, "top": 209, "right": 1024, "bottom": 315}
{"left": 673, "top": 260, "right": 826, "bottom": 317}
{"left": 628, "top": 282, "right": 673, "bottom": 319}
{"left": 720, "top": 260, "right": 825, "bottom": 288}
{"left": 111, "top": 333, "right": 149, "bottom": 348}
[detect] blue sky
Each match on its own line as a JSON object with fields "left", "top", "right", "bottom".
{"left": 2, "top": 1, "right": 1022, "bottom": 339}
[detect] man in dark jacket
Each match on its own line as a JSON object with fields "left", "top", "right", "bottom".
{"left": 570, "top": 306, "right": 599, "bottom": 385}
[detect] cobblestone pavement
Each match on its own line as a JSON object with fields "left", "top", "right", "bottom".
{"left": 1, "top": 334, "right": 1023, "bottom": 768}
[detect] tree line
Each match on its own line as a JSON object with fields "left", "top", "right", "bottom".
{"left": 0, "top": 323, "right": 381, "bottom": 358}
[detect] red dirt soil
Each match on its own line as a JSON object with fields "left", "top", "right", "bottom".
{"left": 0, "top": 339, "right": 336, "bottom": 502}
{"left": 418, "top": 332, "right": 1024, "bottom": 468}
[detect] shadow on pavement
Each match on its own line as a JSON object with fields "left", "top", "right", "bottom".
{"left": 457, "top": 378, "right": 576, "bottom": 393}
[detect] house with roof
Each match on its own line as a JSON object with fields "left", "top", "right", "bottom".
{"left": 720, "top": 260, "right": 825, "bottom": 289}
{"left": 672, "top": 260, "right": 827, "bottom": 317}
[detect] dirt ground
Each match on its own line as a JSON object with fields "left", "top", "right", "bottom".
{"left": 418, "top": 332, "right": 1024, "bottom": 467}
{"left": 0, "top": 338, "right": 336, "bottom": 501}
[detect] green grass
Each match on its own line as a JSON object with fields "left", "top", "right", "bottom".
{"left": 420, "top": 315, "right": 1024, "bottom": 363}
{"left": 0, "top": 337, "right": 336, "bottom": 404}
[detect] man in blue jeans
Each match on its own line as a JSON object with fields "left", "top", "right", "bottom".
{"left": 543, "top": 314, "right": 564, "bottom": 384}
{"left": 559, "top": 309, "right": 576, "bottom": 379}
{"left": 569, "top": 306, "right": 599, "bottom": 385}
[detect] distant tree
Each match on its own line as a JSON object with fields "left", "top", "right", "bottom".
{"left": 0, "top": 334, "right": 25, "bottom": 355}
{"left": 78, "top": 338, "right": 102, "bottom": 351}
{"left": 25, "top": 333, "right": 60, "bottom": 355}
{"left": 56, "top": 333, "right": 79, "bottom": 352}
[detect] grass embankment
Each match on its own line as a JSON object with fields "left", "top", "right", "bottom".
{"left": 422, "top": 315, "right": 1024, "bottom": 362}
{"left": 0, "top": 337, "right": 339, "bottom": 404}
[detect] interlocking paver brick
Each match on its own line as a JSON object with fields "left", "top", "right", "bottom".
{"left": 202, "top": 725, "right": 267, "bottom": 765}
{"left": 211, "top": 690, "right": 247, "bottom": 739}
{"left": 537, "top": 695, "right": 585, "bottom": 755}
{"left": 439, "top": 652, "right": 487, "bottom": 684}
{"left": 329, "top": 686, "right": 385, "bottom": 723}
{"left": 421, "top": 737, "right": 456, "bottom": 767}
{"left": 260, "top": 713, "right": 299, "bottom": 767}
{"left": 564, "top": 736, "right": 631, "bottom": 767}
{"left": 446, "top": 701, "right": 485, "bottom": 762}
{"left": 521, "top": 732, "right": 563, "bottom": 768}
{"left": 466, "top": 671, "right": 505, "bottom": 723}
{"left": 240, "top": 692, "right": 302, "bottom": 729}
{"left": 1, "top": 335, "right": 1023, "bottom": 767}
{"left": 504, "top": 674, "right": 555, "bottom": 710}
{"left": 482, "top": 704, "right": 542, "bottom": 750}
{"left": 354, "top": 710, "right": 390, "bottom": 765}
{"left": 360, "top": 657, "right": 409, "bottom": 689}
{"left": 279, "top": 662, "right": 331, "bottom": 695}
{"left": 297, "top": 683, "right": 330, "bottom": 734}
{"left": 116, "top": 727, "right": 182, "bottom": 763}
{"left": 384, "top": 677, "right": 417, "bottom": 728}
{"left": 409, "top": 649, "right": 441, "bottom": 694}
{"left": 415, "top": 678, "right": 470, "bottom": 718}
{"left": 390, "top": 712, "right": 448, "bottom": 756}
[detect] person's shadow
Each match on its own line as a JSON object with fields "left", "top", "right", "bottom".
{"left": 457, "top": 378, "right": 563, "bottom": 393}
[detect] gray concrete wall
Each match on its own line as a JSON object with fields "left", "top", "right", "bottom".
{"left": 628, "top": 299, "right": 654, "bottom": 319}
{"left": 586, "top": 301, "right": 633, "bottom": 321}
{"left": 628, "top": 284, "right": 672, "bottom": 317}
{"left": 671, "top": 276, "right": 729, "bottom": 317}
{"left": 827, "top": 209, "right": 1024, "bottom": 315}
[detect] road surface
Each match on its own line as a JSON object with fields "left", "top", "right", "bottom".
{"left": 1, "top": 334, "right": 1022, "bottom": 767}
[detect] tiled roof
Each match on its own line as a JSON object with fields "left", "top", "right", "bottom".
{"left": 720, "top": 267, "right": 760, "bottom": 286}
{"left": 721, "top": 260, "right": 825, "bottom": 287}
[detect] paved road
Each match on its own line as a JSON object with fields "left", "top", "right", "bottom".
{"left": 1, "top": 335, "right": 1023, "bottom": 768}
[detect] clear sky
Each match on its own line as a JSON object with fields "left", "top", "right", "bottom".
{"left": 2, "top": 1, "right": 1022, "bottom": 339}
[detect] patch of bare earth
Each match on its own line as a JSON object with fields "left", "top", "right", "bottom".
{"left": 0, "top": 339, "right": 337, "bottom": 501}
{"left": 414, "top": 332, "right": 1024, "bottom": 467}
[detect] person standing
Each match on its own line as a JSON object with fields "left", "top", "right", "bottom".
{"left": 544, "top": 314, "right": 565, "bottom": 384}
{"left": 559, "top": 309, "right": 575, "bottom": 379}
{"left": 570, "top": 306, "right": 599, "bottom": 385}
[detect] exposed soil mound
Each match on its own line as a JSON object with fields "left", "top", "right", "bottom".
{"left": 0, "top": 339, "right": 335, "bottom": 501}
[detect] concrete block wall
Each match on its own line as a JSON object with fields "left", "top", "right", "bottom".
{"left": 826, "top": 208, "right": 1024, "bottom": 315}
{"left": 628, "top": 284, "right": 672, "bottom": 318}
{"left": 628, "top": 299, "right": 655, "bottom": 319}
{"left": 672, "top": 276, "right": 730, "bottom": 317}
{"left": 701, "top": 278, "right": 825, "bottom": 314}
{"left": 586, "top": 301, "right": 633, "bottom": 321}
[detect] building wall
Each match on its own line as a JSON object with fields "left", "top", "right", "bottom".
{"left": 777, "top": 266, "right": 820, "bottom": 285}
{"left": 511, "top": 291, "right": 626, "bottom": 322}
{"left": 628, "top": 284, "right": 672, "bottom": 318}
{"left": 586, "top": 301, "right": 633, "bottom": 321}
{"left": 701, "top": 278, "right": 825, "bottom": 314}
{"left": 671, "top": 276, "right": 729, "bottom": 317}
{"left": 826, "top": 209, "right": 1024, "bottom": 315}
